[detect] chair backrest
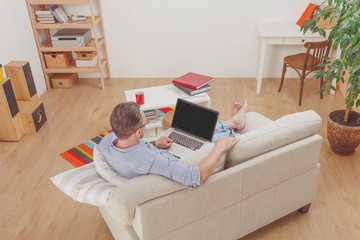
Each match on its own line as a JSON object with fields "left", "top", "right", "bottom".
{"left": 304, "top": 40, "right": 332, "bottom": 71}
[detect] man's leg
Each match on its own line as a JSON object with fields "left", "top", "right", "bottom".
{"left": 212, "top": 121, "right": 236, "bottom": 143}
{"left": 212, "top": 99, "right": 248, "bottom": 143}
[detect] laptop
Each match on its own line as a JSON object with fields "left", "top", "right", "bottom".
{"left": 164, "top": 98, "right": 219, "bottom": 158}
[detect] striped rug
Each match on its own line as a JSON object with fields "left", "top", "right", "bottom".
{"left": 60, "top": 130, "right": 113, "bottom": 167}
{"left": 60, "top": 109, "right": 174, "bottom": 167}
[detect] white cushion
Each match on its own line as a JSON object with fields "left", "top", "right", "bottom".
{"left": 93, "top": 145, "right": 127, "bottom": 186}
{"left": 50, "top": 163, "right": 115, "bottom": 206}
{"left": 225, "top": 110, "right": 322, "bottom": 168}
{"left": 238, "top": 112, "right": 273, "bottom": 134}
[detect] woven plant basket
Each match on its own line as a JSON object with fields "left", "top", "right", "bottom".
{"left": 327, "top": 110, "right": 360, "bottom": 155}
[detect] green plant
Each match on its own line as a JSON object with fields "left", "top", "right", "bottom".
{"left": 301, "top": 0, "right": 360, "bottom": 122}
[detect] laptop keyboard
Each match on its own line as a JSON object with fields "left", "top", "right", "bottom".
{"left": 168, "top": 132, "right": 204, "bottom": 150}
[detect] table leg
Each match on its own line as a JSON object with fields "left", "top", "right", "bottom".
{"left": 206, "top": 98, "right": 211, "bottom": 108}
{"left": 256, "top": 37, "right": 267, "bottom": 94}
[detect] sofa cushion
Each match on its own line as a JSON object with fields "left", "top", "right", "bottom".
{"left": 225, "top": 110, "right": 322, "bottom": 168}
{"left": 50, "top": 163, "right": 115, "bottom": 206}
{"left": 238, "top": 112, "right": 273, "bottom": 134}
{"left": 93, "top": 145, "right": 127, "bottom": 186}
{"left": 179, "top": 143, "right": 225, "bottom": 174}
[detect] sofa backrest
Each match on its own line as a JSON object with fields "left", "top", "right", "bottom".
{"left": 225, "top": 110, "right": 322, "bottom": 168}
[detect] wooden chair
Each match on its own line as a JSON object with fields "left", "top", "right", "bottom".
{"left": 277, "top": 40, "right": 332, "bottom": 106}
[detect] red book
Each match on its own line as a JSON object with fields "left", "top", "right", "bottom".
{"left": 172, "top": 72, "right": 214, "bottom": 90}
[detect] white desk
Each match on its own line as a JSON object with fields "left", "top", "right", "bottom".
{"left": 125, "top": 84, "right": 211, "bottom": 140}
{"left": 256, "top": 23, "right": 326, "bottom": 93}
{"left": 124, "top": 84, "right": 211, "bottom": 110}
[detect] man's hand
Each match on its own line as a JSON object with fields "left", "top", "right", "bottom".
{"left": 214, "top": 136, "right": 240, "bottom": 153}
{"left": 197, "top": 136, "right": 240, "bottom": 185}
{"left": 155, "top": 136, "right": 173, "bottom": 149}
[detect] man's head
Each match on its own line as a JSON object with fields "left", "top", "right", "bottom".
{"left": 110, "top": 102, "right": 147, "bottom": 140}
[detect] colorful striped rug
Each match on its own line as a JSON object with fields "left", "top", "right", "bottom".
{"left": 60, "top": 130, "right": 113, "bottom": 167}
{"left": 60, "top": 108, "right": 174, "bottom": 167}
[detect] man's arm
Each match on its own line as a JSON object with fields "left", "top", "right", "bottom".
{"left": 197, "top": 137, "right": 240, "bottom": 185}
{"left": 153, "top": 135, "right": 239, "bottom": 186}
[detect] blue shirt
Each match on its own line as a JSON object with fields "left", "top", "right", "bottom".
{"left": 98, "top": 132, "right": 201, "bottom": 188}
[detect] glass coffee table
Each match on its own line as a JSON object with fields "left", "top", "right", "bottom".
{"left": 125, "top": 84, "right": 211, "bottom": 140}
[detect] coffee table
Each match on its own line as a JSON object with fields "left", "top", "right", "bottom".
{"left": 125, "top": 84, "right": 211, "bottom": 140}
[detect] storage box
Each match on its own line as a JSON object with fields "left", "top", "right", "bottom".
{"left": 44, "top": 52, "right": 72, "bottom": 69}
{"left": 76, "top": 51, "right": 96, "bottom": 60}
{"left": 76, "top": 55, "right": 98, "bottom": 67}
{"left": 51, "top": 73, "right": 78, "bottom": 88}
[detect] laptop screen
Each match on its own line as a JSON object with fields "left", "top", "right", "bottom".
{"left": 171, "top": 98, "right": 219, "bottom": 142}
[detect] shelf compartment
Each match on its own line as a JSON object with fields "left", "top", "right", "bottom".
{"left": 40, "top": 38, "right": 104, "bottom": 52}
{"left": 45, "top": 58, "right": 106, "bottom": 73}
{"left": 28, "top": 0, "right": 91, "bottom": 4}
{"left": 35, "top": 17, "right": 100, "bottom": 29}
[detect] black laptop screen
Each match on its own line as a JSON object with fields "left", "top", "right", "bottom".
{"left": 171, "top": 99, "right": 219, "bottom": 142}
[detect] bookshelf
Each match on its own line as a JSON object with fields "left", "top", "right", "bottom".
{"left": 25, "top": 0, "right": 111, "bottom": 89}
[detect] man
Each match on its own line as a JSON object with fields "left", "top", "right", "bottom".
{"left": 99, "top": 99, "right": 248, "bottom": 188}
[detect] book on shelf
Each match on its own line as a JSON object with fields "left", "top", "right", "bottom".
{"left": 173, "top": 83, "right": 211, "bottom": 96}
{"left": 36, "top": 16, "right": 55, "bottom": 22}
{"left": 144, "top": 109, "right": 155, "bottom": 117}
{"left": 172, "top": 72, "right": 214, "bottom": 89}
{"left": 49, "top": 4, "right": 69, "bottom": 23}
{"left": 144, "top": 110, "right": 159, "bottom": 122}
{"left": 36, "top": 14, "right": 54, "bottom": 18}
{"left": 35, "top": 9, "right": 52, "bottom": 15}
{"left": 37, "top": 20, "right": 56, "bottom": 24}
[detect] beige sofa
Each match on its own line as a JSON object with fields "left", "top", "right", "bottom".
{"left": 52, "top": 110, "right": 322, "bottom": 240}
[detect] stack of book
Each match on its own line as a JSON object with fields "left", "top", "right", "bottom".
{"left": 172, "top": 72, "right": 213, "bottom": 96}
{"left": 34, "top": 9, "right": 55, "bottom": 24}
{"left": 49, "top": 4, "right": 69, "bottom": 23}
{"left": 144, "top": 109, "right": 158, "bottom": 122}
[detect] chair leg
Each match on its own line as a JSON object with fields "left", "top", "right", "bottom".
{"left": 299, "top": 76, "right": 305, "bottom": 106}
{"left": 278, "top": 62, "right": 287, "bottom": 92}
{"left": 320, "top": 77, "right": 324, "bottom": 99}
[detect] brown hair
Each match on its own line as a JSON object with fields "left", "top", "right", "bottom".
{"left": 110, "top": 102, "right": 142, "bottom": 139}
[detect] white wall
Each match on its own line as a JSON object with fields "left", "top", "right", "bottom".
{"left": 0, "top": 0, "right": 47, "bottom": 97}
{"left": 0, "top": 0, "right": 323, "bottom": 97}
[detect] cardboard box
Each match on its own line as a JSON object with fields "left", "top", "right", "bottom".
{"left": 44, "top": 52, "right": 72, "bottom": 69}
{"left": 51, "top": 73, "right": 78, "bottom": 88}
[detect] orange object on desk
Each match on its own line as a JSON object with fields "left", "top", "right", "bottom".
{"left": 296, "top": 3, "right": 318, "bottom": 27}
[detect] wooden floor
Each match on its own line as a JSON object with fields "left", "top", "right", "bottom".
{"left": 0, "top": 77, "right": 359, "bottom": 240}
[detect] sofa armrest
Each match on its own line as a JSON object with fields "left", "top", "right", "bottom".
{"left": 108, "top": 174, "right": 187, "bottom": 225}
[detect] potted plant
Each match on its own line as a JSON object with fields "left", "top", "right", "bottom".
{"left": 302, "top": 0, "right": 360, "bottom": 155}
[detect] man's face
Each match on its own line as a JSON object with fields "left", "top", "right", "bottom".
{"left": 138, "top": 110, "right": 147, "bottom": 139}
